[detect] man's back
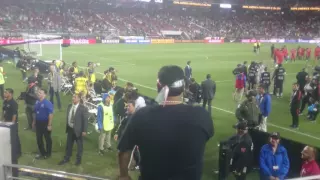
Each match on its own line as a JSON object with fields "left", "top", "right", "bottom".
{"left": 201, "top": 79, "right": 216, "bottom": 99}
{"left": 118, "top": 104, "right": 213, "bottom": 180}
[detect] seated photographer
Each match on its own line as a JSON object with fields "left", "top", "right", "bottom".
{"left": 188, "top": 78, "right": 201, "bottom": 104}
{"left": 235, "top": 90, "right": 260, "bottom": 129}
{"left": 307, "top": 101, "right": 319, "bottom": 122}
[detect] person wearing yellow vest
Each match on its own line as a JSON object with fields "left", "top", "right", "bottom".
{"left": 0, "top": 65, "right": 5, "bottom": 100}
{"left": 74, "top": 72, "right": 88, "bottom": 96}
{"left": 97, "top": 93, "right": 114, "bottom": 155}
{"left": 253, "top": 42, "right": 258, "bottom": 54}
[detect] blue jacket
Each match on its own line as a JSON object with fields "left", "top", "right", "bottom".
{"left": 97, "top": 93, "right": 109, "bottom": 130}
{"left": 257, "top": 93, "right": 271, "bottom": 117}
{"left": 259, "top": 144, "right": 290, "bottom": 180}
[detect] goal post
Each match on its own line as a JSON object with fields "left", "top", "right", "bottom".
{"left": 22, "top": 34, "right": 63, "bottom": 60}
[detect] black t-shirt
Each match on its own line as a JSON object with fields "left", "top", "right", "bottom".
{"left": 2, "top": 98, "right": 18, "bottom": 122}
{"left": 118, "top": 104, "right": 214, "bottom": 180}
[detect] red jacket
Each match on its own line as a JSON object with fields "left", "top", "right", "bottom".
{"left": 301, "top": 160, "right": 320, "bottom": 177}
{"left": 315, "top": 47, "right": 320, "bottom": 57}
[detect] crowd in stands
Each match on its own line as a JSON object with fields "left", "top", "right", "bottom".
{"left": 0, "top": 0, "right": 320, "bottom": 39}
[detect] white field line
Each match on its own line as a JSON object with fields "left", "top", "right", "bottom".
{"left": 66, "top": 51, "right": 136, "bottom": 66}
{"left": 96, "top": 73, "right": 320, "bottom": 141}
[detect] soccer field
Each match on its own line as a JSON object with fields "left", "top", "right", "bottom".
{"left": 4, "top": 43, "right": 320, "bottom": 179}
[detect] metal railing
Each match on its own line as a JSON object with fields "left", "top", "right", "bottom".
{"left": 3, "top": 164, "right": 109, "bottom": 180}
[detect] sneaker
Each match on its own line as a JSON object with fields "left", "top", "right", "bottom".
{"left": 99, "top": 150, "right": 105, "bottom": 156}
{"left": 135, "top": 166, "right": 140, "bottom": 170}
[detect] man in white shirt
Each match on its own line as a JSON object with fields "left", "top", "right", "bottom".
{"left": 58, "top": 94, "right": 89, "bottom": 166}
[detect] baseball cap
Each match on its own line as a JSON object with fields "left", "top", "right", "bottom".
{"left": 270, "top": 132, "right": 280, "bottom": 139}
{"left": 233, "top": 122, "right": 248, "bottom": 130}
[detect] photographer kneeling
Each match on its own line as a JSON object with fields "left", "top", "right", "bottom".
{"left": 235, "top": 90, "right": 260, "bottom": 129}
{"left": 228, "top": 122, "right": 253, "bottom": 180}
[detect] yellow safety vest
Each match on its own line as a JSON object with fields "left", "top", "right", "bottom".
{"left": 254, "top": 43, "right": 257, "bottom": 47}
{"left": 73, "top": 67, "right": 79, "bottom": 74}
{"left": 86, "top": 68, "right": 96, "bottom": 83}
{"left": 75, "top": 77, "right": 87, "bottom": 95}
{"left": 99, "top": 103, "right": 114, "bottom": 131}
{"left": 0, "top": 71, "right": 5, "bottom": 85}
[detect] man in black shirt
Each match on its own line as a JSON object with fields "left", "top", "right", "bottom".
{"left": 117, "top": 65, "right": 214, "bottom": 180}
{"left": 296, "top": 68, "right": 309, "bottom": 93}
{"left": 290, "top": 83, "right": 302, "bottom": 129}
{"left": 272, "top": 64, "right": 286, "bottom": 98}
{"left": 271, "top": 44, "right": 275, "bottom": 58}
{"left": 247, "top": 61, "right": 258, "bottom": 90}
{"left": 25, "top": 77, "right": 39, "bottom": 130}
{"left": 229, "top": 122, "right": 253, "bottom": 180}
{"left": 2, "top": 88, "right": 21, "bottom": 157}
{"left": 260, "top": 67, "right": 271, "bottom": 93}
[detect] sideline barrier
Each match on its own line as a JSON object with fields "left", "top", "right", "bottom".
{"left": 151, "top": 39, "right": 174, "bottom": 44}
{"left": 218, "top": 129, "right": 320, "bottom": 180}
{"left": 174, "top": 40, "right": 204, "bottom": 43}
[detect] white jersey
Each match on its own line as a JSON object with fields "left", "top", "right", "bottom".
{"left": 257, "top": 64, "right": 265, "bottom": 83}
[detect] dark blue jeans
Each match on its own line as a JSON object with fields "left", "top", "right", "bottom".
{"left": 49, "top": 87, "right": 61, "bottom": 110}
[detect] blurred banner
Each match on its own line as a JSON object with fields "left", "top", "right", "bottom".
{"left": 102, "top": 39, "right": 120, "bottom": 44}
{"left": 173, "top": 1, "right": 211, "bottom": 7}
{"left": 175, "top": 40, "right": 204, "bottom": 43}
{"left": 151, "top": 39, "right": 174, "bottom": 44}
{"left": 119, "top": 36, "right": 145, "bottom": 40}
{"left": 124, "top": 39, "right": 151, "bottom": 44}
{"left": 242, "top": 5, "right": 281, "bottom": 10}
{"left": 290, "top": 7, "right": 320, "bottom": 11}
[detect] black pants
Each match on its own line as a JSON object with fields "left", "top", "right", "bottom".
{"left": 49, "top": 87, "right": 61, "bottom": 110}
{"left": 300, "top": 95, "right": 310, "bottom": 113}
{"left": 0, "top": 84, "right": 4, "bottom": 100}
{"left": 203, "top": 98, "right": 212, "bottom": 115}
{"left": 64, "top": 126, "right": 83, "bottom": 161}
{"left": 248, "top": 78, "right": 256, "bottom": 90}
{"left": 275, "top": 80, "right": 283, "bottom": 96}
{"left": 308, "top": 111, "right": 319, "bottom": 121}
{"left": 25, "top": 106, "right": 34, "bottom": 129}
{"left": 234, "top": 174, "right": 247, "bottom": 180}
{"left": 133, "top": 146, "right": 140, "bottom": 166}
{"left": 36, "top": 121, "right": 52, "bottom": 156}
{"left": 291, "top": 108, "right": 299, "bottom": 127}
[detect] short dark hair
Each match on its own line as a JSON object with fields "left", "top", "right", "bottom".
{"left": 258, "top": 84, "right": 265, "bottom": 89}
{"left": 187, "top": 61, "right": 191, "bottom": 65}
{"left": 206, "top": 74, "right": 211, "bottom": 79}
{"left": 127, "top": 89, "right": 139, "bottom": 101}
{"left": 39, "top": 88, "right": 47, "bottom": 94}
{"left": 190, "top": 78, "right": 195, "bottom": 83}
{"left": 158, "top": 65, "right": 184, "bottom": 96}
{"left": 127, "top": 100, "right": 135, "bottom": 107}
{"left": 126, "top": 82, "right": 134, "bottom": 87}
{"left": 5, "top": 88, "right": 14, "bottom": 95}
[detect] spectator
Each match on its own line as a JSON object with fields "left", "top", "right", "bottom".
{"left": 48, "top": 65, "right": 62, "bottom": 111}
{"left": 259, "top": 132, "right": 290, "bottom": 180}
{"left": 117, "top": 65, "right": 214, "bottom": 180}
{"left": 201, "top": 74, "right": 216, "bottom": 116}
{"left": 300, "top": 146, "right": 320, "bottom": 177}
{"left": 257, "top": 84, "right": 272, "bottom": 132}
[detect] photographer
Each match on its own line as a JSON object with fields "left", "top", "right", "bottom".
{"left": 235, "top": 90, "right": 260, "bottom": 129}
{"left": 228, "top": 122, "right": 253, "bottom": 180}
{"left": 24, "top": 77, "right": 39, "bottom": 130}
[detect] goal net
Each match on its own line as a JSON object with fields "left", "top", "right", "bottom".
{"left": 22, "top": 34, "right": 63, "bottom": 60}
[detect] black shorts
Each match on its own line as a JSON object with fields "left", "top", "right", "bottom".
{"left": 275, "top": 80, "right": 284, "bottom": 87}
{"left": 248, "top": 77, "right": 256, "bottom": 84}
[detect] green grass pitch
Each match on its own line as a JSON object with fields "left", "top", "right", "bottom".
{"left": 3, "top": 43, "right": 320, "bottom": 180}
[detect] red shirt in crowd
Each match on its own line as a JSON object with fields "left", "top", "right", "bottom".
{"left": 276, "top": 50, "right": 284, "bottom": 64}
{"left": 315, "top": 47, "right": 320, "bottom": 58}
{"left": 306, "top": 48, "right": 312, "bottom": 57}
{"left": 291, "top": 49, "right": 297, "bottom": 58}
{"left": 301, "top": 160, "right": 320, "bottom": 177}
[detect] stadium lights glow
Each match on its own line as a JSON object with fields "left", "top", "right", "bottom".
{"left": 220, "top": 4, "right": 231, "bottom": 9}
{"left": 290, "top": 7, "right": 320, "bottom": 11}
{"left": 173, "top": 1, "right": 211, "bottom": 7}
{"left": 242, "top": 5, "right": 281, "bottom": 10}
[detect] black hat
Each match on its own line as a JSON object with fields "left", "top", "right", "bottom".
{"left": 270, "top": 132, "right": 280, "bottom": 139}
{"left": 28, "top": 76, "right": 37, "bottom": 84}
{"left": 233, "top": 122, "right": 248, "bottom": 130}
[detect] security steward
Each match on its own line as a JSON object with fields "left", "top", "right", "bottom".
{"left": 235, "top": 90, "right": 260, "bottom": 129}
{"left": 228, "top": 122, "right": 253, "bottom": 180}
{"left": 2, "top": 88, "right": 21, "bottom": 157}
{"left": 272, "top": 64, "right": 286, "bottom": 98}
{"left": 260, "top": 67, "right": 271, "bottom": 93}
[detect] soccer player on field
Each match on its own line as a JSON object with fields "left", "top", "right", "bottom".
{"left": 306, "top": 48, "right": 312, "bottom": 61}
{"left": 282, "top": 46, "right": 289, "bottom": 62}
{"left": 291, "top": 48, "right": 297, "bottom": 62}
{"left": 275, "top": 49, "right": 284, "bottom": 65}
{"left": 301, "top": 47, "right": 306, "bottom": 60}
{"left": 298, "top": 46, "right": 302, "bottom": 60}
{"left": 234, "top": 69, "right": 246, "bottom": 104}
